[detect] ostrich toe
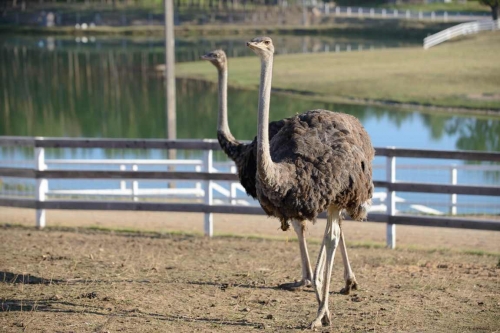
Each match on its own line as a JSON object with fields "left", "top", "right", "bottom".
{"left": 278, "top": 279, "right": 312, "bottom": 291}
{"left": 340, "top": 278, "right": 358, "bottom": 295}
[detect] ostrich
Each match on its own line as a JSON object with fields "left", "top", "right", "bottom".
{"left": 246, "top": 37, "right": 374, "bottom": 328}
{"left": 201, "top": 50, "right": 361, "bottom": 294}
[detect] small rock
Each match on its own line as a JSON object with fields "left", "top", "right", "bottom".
{"left": 478, "top": 301, "right": 484, "bottom": 306}
{"left": 79, "top": 291, "right": 98, "bottom": 299}
{"left": 242, "top": 307, "right": 251, "bottom": 312}
{"left": 50, "top": 294, "right": 63, "bottom": 300}
{"left": 437, "top": 264, "right": 448, "bottom": 269}
{"left": 265, "top": 314, "right": 274, "bottom": 320}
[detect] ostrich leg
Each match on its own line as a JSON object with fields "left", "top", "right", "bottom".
{"left": 279, "top": 219, "right": 313, "bottom": 290}
{"left": 339, "top": 230, "right": 358, "bottom": 295}
{"left": 311, "top": 205, "right": 341, "bottom": 329}
{"left": 279, "top": 221, "right": 357, "bottom": 294}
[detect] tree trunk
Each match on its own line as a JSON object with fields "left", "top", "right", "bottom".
{"left": 492, "top": 4, "right": 499, "bottom": 21}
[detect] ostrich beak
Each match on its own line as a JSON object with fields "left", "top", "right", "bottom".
{"left": 246, "top": 41, "right": 259, "bottom": 50}
{"left": 200, "top": 54, "right": 210, "bottom": 60}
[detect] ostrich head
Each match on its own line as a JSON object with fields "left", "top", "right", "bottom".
{"left": 201, "top": 49, "right": 227, "bottom": 70}
{"left": 246, "top": 36, "right": 275, "bottom": 59}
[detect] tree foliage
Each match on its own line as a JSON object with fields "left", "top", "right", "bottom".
{"left": 478, "top": 0, "right": 499, "bottom": 20}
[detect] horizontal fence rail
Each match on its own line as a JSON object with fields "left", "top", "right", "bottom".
{"left": 1, "top": 136, "right": 499, "bottom": 249}
{"left": 424, "top": 20, "right": 499, "bottom": 49}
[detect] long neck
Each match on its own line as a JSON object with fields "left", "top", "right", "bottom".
{"left": 217, "top": 65, "right": 230, "bottom": 135}
{"left": 257, "top": 54, "right": 277, "bottom": 184}
{"left": 216, "top": 63, "right": 241, "bottom": 161}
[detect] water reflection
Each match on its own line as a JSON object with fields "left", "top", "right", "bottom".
{"left": 2, "top": 34, "right": 416, "bottom": 63}
{"left": 1, "top": 35, "right": 499, "bottom": 155}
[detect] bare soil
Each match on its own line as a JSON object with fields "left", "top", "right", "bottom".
{"left": 2, "top": 208, "right": 500, "bottom": 253}
{"left": 1, "top": 213, "right": 499, "bottom": 332}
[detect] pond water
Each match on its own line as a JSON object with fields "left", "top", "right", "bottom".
{"left": 0, "top": 34, "right": 499, "bottom": 215}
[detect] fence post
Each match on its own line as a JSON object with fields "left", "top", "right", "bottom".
{"left": 382, "top": 8, "right": 386, "bottom": 18}
{"left": 347, "top": 7, "right": 351, "bottom": 16}
{"left": 120, "top": 164, "right": 126, "bottom": 191}
{"left": 35, "top": 147, "right": 47, "bottom": 229}
{"left": 386, "top": 150, "right": 396, "bottom": 249}
{"left": 132, "top": 164, "right": 138, "bottom": 202}
{"left": 406, "top": 10, "right": 410, "bottom": 19}
{"left": 444, "top": 11, "right": 448, "bottom": 22}
{"left": 195, "top": 165, "right": 202, "bottom": 192}
{"left": 431, "top": 11, "right": 435, "bottom": 21}
{"left": 324, "top": 2, "right": 329, "bottom": 15}
{"left": 370, "top": 8, "right": 374, "bottom": 17}
{"left": 203, "top": 149, "right": 213, "bottom": 237}
{"left": 394, "top": 9, "right": 398, "bottom": 18}
{"left": 335, "top": 6, "right": 340, "bottom": 15}
{"left": 230, "top": 165, "right": 237, "bottom": 204}
{"left": 450, "top": 165, "right": 457, "bottom": 215}
{"left": 358, "top": 7, "right": 362, "bottom": 17}
{"left": 418, "top": 10, "right": 423, "bottom": 20}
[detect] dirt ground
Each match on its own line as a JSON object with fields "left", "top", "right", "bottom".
{"left": 1, "top": 209, "right": 500, "bottom": 332}
{"left": 2, "top": 208, "right": 500, "bottom": 253}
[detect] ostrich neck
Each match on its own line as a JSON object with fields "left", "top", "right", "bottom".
{"left": 218, "top": 66, "right": 230, "bottom": 135}
{"left": 257, "top": 54, "right": 277, "bottom": 185}
{"left": 216, "top": 64, "right": 241, "bottom": 162}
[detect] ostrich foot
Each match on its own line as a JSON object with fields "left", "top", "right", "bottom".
{"left": 278, "top": 279, "right": 312, "bottom": 291}
{"left": 310, "top": 310, "right": 331, "bottom": 330}
{"left": 340, "top": 278, "right": 358, "bottom": 295}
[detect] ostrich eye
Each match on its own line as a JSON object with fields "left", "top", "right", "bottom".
{"left": 264, "top": 41, "right": 270, "bottom": 45}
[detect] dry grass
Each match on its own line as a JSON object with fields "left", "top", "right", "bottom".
{"left": 0, "top": 225, "right": 499, "bottom": 332}
{"left": 177, "top": 32, "right": 500, "bottom": 110}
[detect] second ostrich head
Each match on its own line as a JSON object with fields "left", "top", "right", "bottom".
{"left": 201, "top": 49, "right": 227, "bottom": 71}
{"left": 246, "top": 36, "right": 275, "bottom": 59}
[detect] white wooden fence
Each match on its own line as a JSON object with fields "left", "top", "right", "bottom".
{"left": 1, "top": 136, "right": 500, "bottom": 249}
{"left": 424, "top": 20, "right": 499, "bottom": 49}
{"left": 320, "top": 5, "right": 490, "bottom": 22}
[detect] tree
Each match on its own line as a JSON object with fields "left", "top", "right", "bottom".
{"left": 479, "top": 0, "right": 499, "bottom": 20}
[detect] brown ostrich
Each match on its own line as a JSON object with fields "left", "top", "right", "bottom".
{"left": 246, "top": 37, "right": 374, "bottom": 329}
{"left": 201, "top": 50, "right": 362, "bottom": 295}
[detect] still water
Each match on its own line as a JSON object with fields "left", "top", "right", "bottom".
{"left": 1, "top": 34, "right": 498, "bottom": 150}
{"left": 0, "top": 34, "right": 499, "bottom": 214}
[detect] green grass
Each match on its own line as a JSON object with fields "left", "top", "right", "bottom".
{"left": 12, "top": 0, "right": 491, "bottom": 14}
{"left": 0, "top": 19, "right": 455, "bottom": 39}
{"left": 380, "top": 2, "right": 488, "bottom": 13}
{"left": 177, "top": 32, "right": 500, "bottom": 110}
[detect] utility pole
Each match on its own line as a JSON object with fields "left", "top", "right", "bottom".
{"left": 164, "top": 0, "right": 176, "bottom": 142}
{"left": 164, "top": 0, "right": 177, "bottom": 181}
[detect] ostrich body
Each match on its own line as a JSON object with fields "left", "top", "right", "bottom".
{"left": 246, "top": 37, "right": 374, "bottom": 328}
{"left": 201, "top": 49, "right": 362, "bottom": 294}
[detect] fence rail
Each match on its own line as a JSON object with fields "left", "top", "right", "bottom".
{"left": 424, "top": 20, "right": 499, "bottom": 49}
{"left": 1, "top": 136, "right": 500, "bottom": 249}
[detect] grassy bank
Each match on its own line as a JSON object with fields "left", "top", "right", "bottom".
{"left": 0, "top": 19, "right": 455, "bottom": 39}
{"left": 177, "top": 32, "right": 500, "bottom": 111}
